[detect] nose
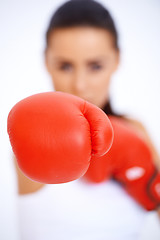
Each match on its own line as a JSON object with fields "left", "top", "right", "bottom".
{"left": 72, "top": 69, "right": 87, "bottom": 93}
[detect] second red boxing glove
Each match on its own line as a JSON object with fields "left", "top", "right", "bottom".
{"left": 85, "top": 116, "right": 160, "bottom": 210}
{"left": 7, "top": 92, "right": 113, "bottom": 184}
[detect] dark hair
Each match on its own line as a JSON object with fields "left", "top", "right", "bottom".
{"left": 46, "top": 0, "right": 119, "bottom": 50}
{"left": 45, "top": 0, "right": 122, "bottom": 117}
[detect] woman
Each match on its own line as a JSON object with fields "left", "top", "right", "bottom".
{"left": 15, "top": 0, "right": 160, "bottom": 239}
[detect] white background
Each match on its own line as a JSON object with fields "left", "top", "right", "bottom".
{"left": 0, "top": 0, "right": 160, "bottom": 239}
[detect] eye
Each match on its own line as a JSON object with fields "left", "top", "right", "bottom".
{"left": 59, "top": 63, "right": 72, "bottom": 71}
{"left": 89, "top": 62, "right": 103, "bottom": 71}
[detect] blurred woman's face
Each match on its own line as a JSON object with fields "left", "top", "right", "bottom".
{"left": 45, "top": 27, "right": 119, "bottom": 108}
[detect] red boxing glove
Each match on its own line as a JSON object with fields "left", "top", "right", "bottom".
{"left": 7, "top": 92, "right": 113, "bottom": 184}
{"left": 85, "top": 116, "right": 160, "bottom": 210}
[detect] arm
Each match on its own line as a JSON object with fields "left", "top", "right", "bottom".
{"left": 14, "top": 156, "right": 44, "bottom": 195}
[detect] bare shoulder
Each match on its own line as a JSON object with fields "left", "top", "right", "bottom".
{"left": 124, "top": 117, "right": 148, "bottom": 137}
{"left": 124, "top": 117, "right": 160, "bottom": 168}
